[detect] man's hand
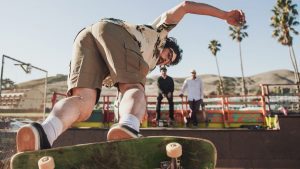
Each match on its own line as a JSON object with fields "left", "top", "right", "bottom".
{"left": 179, "top": 94, "right": 184, "bottom": 98}
{"left": 167, "top": 92, "right": 172, "bottom": 98}
{"left": 225, "top": 10, "right": 246, "bottom": 26}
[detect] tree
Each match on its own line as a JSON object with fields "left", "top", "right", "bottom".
{"left": 229, "top": 24, "right": 249, "bottom": 96}
{"left": 208, "top": 40, "right": 224, "bottom": 95}
{"left": 1, "top": 78, "right": 15, "bottom": 90}
{"left": 271, "top": 0, "right": 299, "bottom": 84}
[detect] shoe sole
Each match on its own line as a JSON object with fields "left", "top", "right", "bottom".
{"left": 16, "top": 125, "right": 40, "bottom": 152}
{"left": 107, "top": 126, "right": 138, "bottom": 141}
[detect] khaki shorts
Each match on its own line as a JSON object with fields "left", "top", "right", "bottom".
{"left": 68, "top": 21, "right": 149, "bottom": 97}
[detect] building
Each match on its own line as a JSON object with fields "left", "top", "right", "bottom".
{"left": 0, "top": 87, "right": 44, "bottom": 112}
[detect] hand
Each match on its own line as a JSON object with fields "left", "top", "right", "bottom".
{"left": 225, "top": 10, "right": 246, "bottom": 26}
{"left": 179, "top": 94, "right": 184, "bottom": 98}
{"left": 167, "top": 92, "right": 172, "bottom": 98}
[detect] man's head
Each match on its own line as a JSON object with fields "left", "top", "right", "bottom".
{"left": 191, "top": 69, "right": 197, "bottom": 79}
{"left": 157, "top": 37, "right": 183, "bottom": 66}
{"left": 160, "top": 67, "right": 167, "bottom": 77}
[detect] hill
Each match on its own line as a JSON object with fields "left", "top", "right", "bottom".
{"left": 145, "top": 69, "right": 295, "bottom": 96}
{"left": 15, "top": 69, "right": 296, "bottom": 101}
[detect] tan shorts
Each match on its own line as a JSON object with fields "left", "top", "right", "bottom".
{"left": 68, "top": 21, "right": 149, "bottom": 96}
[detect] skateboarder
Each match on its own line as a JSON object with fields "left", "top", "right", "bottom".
{"left": 16, "top": 1, "right": 246, "bottom": 152}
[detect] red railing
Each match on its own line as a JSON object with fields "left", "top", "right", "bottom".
{"left": 51, "top": 92, "right": 266, "bottom": 127}
{"left": 51, "top": 83, "right": 300, "bottom": 127}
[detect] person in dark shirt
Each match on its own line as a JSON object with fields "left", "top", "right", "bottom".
{"left": 156, "top": 67, "right": 174, "bottom": 123}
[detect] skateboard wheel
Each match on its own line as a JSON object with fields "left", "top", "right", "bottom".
{"left": 38, "top": 156, "right": 55, "bottom": 169}
{"left": 166, "top": 142, "right": 182, "bottom": 158}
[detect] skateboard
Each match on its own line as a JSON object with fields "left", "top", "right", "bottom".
{"left": 11, "top": 136, "right": 217, "bottom": 169}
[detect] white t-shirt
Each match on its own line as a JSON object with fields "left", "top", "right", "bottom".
{"left": 101, "top": 13, "right": 177, "bottom": 72}
{"left": 180, "top": 77, "right": 204, "bottom": 101}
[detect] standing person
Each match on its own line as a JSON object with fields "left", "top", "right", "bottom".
{"left": 179, "top": 69, "right": 205, "bottom": 127}
{"left": 155, "top": 67, "right": 175, "bottom": 124}
{"left": 16, "top": 1, "right": 245, "bottom": 152}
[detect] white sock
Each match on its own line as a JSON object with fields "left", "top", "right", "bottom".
{"left": 42, "top": 115, "right": 63, "bottom": 145}
{"left": 119, "top": 114, "right": 140, "bottom": 132}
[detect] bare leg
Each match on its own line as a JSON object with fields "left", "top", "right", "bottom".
{"left": 118, "top": 83, "right": 146, "bottom": 121}
{"left": 51, "top": 88, "right": 97, "bottom": 131}
{"left": 16, "top": 88, "right": 97, "bottom": 152}
{"left": 107, "top": 83, "right": 146, "bottom": 140}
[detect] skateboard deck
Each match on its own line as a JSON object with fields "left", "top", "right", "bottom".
{"left": 11, "top": 136, "right": 217, "bottom": 169}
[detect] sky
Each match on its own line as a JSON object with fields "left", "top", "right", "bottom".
{"left": 0, "top": 0, "right": 299, "bottom": 83}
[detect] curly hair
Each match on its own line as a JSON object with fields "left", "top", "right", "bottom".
{"left": 164, "top": 37, "right": 183, "bottom": 66}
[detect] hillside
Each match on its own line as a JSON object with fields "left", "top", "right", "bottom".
{"left": 145, "top": 69, "right": 295, "bottom": 96}
{"left": 15, "top": 69, "right": 296, "bottom": 101}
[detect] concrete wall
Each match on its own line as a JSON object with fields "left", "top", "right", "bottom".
{"left": 53, "top": 117, "right": 300, "bottom": 168}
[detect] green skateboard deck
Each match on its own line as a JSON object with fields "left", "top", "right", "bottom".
{"left": 11, "top": 136, "right": 217, "bottom": 169}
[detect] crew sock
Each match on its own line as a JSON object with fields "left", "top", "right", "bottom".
{"left": 42, "top": 115, "right": 63, "bottom": 145}
{"left": 119, "top": 113, "right": 140, "bottom": 132}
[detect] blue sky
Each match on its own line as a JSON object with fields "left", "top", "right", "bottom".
{"left": 0, "top": 0, "right": 299, "bottom": 83}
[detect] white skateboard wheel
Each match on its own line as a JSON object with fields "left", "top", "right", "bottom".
{"left": 38, "top": 156, "right": 55, "bottom": 169}
{"left": 166, "top": 142, "right": 182, "bottom": 158}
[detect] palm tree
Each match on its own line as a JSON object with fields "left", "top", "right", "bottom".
{"left": 208, "top": 40, "right": 224, "bottom": 95}
{"left": 271, "top": 0, "right": 299, "bottom": 84}
{"left": 229, "top": 24, "right": 248, "bottom": 96}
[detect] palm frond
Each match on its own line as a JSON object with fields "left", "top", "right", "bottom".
{"left": 271, "top": 0, "right": 299, "bottom": 46}
{"left": 290, "top": 27, "right": 299, "bottom": 35}
{"left": 208, "top": 40, "right": 221, "bottom": 57}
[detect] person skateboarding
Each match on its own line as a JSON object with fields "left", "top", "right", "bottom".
{"left": 16, "top": 1, "right": 246, "bottom": 152}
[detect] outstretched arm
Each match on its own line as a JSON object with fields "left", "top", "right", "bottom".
{"left": 164, "top": 1, "right": 245, "bottom": 26}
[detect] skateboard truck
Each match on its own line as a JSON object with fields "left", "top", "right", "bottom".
{"left": 160, "top": 142, "right": 183, "bottom": 169}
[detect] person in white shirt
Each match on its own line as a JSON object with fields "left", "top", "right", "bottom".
{"left": 16, "top": 1, "right": 245, "bottom": 152}
{"left": 180, "top": 69, "right": 205, "bottom": 127}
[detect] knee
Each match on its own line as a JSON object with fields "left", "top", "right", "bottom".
{"left": 157, "top": 96, "right": 162, "bottom": 101}
{"left": 119, "top": 83, "right": 145, "bottom": 101}
{"left": 70, "top": 96, "right": 95, "bottom": 122}
{"left": 78, "top": 109, "right": 93, "bottom": 121}
{"left": 71, "top": 88, "right": 97, "bottom": 121}
{"left": 52, "top": 96, "right": 94, "bottom": 123}
{"left": 129, "top": 88, "right": 146, "bottom": 103}
{"left": 78, "top": 99, "right": 94, "bottom": 121}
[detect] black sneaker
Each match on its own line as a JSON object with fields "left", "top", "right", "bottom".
{"left": 205, "top": 119, "right": 210, "bottom": 128}
{"left": 185, "top": 122, "right": 191, "bottom": 128}
{"left": 16, "top": 122, "right": 51, "bottom": 152}
{"left": 168, "top": 119, "right": 176, "bottom": 127}
{"left": 192, "top": 122, "right": 199, "bottom": 127}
